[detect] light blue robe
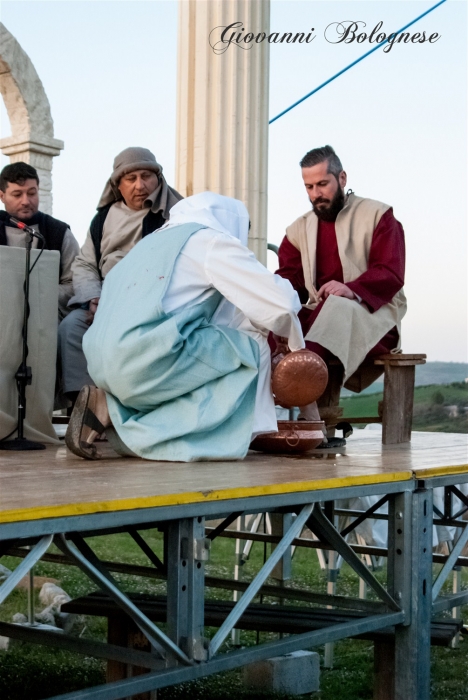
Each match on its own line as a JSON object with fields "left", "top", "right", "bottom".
{"left": 83, "top": 223, "right": 260, "bottom": 461}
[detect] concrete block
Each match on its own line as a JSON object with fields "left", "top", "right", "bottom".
{"left": 243, "top": 650, "right": 320, "bottom": 695}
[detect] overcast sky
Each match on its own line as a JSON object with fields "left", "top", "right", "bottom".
{"left": 0, "top": 0, "right": 466, "bottom": 362}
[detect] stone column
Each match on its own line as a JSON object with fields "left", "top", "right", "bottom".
{"left": 0, "top": 136, "right": 64, "bottom": 215}
{"left": 176, "top": 0, "right": 270, "bottom": 263}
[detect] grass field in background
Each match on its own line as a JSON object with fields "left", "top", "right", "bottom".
{"left": 1, "top": 529, "right": 468, "bottom": 699}
{"left": 341, "top": 382, "right": 468, "bottom": 433}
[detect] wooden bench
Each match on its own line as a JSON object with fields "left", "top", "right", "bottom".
{"left": 320, "top": 354, "right": 427, "bottom": 444}
{"left": 63, "top": 591, "right": 460, "bottom": 698}
{"left": 63, "top": 590, "right": 461, "bottom": 644}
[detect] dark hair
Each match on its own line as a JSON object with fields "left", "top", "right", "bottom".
{"left": 0, "top": 162, "right": 39, "bottom": 191}
{"left": 300, "top": 145, "right": 343, "bottom": 178}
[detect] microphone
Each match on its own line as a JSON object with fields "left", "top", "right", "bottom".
{"left": 9, "top": 216, "right": 45, "bottom": 241}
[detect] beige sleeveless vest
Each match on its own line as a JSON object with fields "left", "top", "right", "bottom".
{"left": 286, "top": 194, "right": 407, "bottom": 389}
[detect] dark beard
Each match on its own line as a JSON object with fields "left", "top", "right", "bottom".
{"left": 312, "top": 187, "right": 345, "bottom": 222}
{"left": 19, "top": 212, "right": 41, "bottom": 225}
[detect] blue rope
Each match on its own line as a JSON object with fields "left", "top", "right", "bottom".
{"left": 269, "top": 0, "right": 447, "bottom": 124}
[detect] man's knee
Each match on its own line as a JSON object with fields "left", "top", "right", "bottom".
{"left": 58, "top": 308, "right": 89, "bottom": 347}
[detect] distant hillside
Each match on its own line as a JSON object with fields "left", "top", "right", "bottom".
{"left": 341, "top": 362, "right": 468, "bottom": 397}
{"left": 414, "top": 362, "right": 468, "bottom": 386}
{"left": 340, "top": 382, "right": 468, "bottom": 433}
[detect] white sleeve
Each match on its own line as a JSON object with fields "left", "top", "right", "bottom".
{"left": 205, "top": 234, "right": 305, "bottom": 351}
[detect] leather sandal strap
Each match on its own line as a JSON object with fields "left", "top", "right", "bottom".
{"left": 83, "top": 406, "right": 105, "bottom": 435}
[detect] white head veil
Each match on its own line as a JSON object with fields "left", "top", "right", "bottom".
{"left": 161, "top": 191, "right": 250, "bottom": 247}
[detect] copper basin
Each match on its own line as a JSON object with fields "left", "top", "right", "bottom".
{"left": 250, "top": 420, "right": 325, "bottom": 454}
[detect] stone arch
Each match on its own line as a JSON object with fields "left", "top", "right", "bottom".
{"left": 0, "top": 22, "right": 63, "bottom": 214}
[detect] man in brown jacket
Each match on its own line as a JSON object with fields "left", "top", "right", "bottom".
{"left": 58, "top": 147, "right": 182, "bottom": 404}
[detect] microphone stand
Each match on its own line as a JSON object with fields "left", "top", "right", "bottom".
{"left": 0, "top": 219, "right": 45, "bottom": 450}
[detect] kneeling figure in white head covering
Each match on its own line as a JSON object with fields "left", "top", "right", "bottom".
{"left": 65, "top": 192, "right": 304, "bottom": 462}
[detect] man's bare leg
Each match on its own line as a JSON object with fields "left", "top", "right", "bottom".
{"left": 298, "top": 401, "right": 328, "bottom": 442}
{"left": 298, "top": 401, "right": 321, "bottom": 422}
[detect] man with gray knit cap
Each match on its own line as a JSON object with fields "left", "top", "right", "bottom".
{"left": 58, "top": 147, "right": 182, "bottom": 404}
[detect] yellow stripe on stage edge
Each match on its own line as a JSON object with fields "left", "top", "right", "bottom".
{"left": 0, "top": 471, "right": 412, "bottom": 524}
{"left": 412, "top": 463, "right": 468, "bottom": 480}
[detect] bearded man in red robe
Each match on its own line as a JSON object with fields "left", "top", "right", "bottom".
{"left": 274, "top": 145, "right": 407, "bottom": 424}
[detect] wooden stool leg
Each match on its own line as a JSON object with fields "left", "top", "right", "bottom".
{"left": 382, "top": 365, "right": 415, "bottom": 444}
{"left": 374, "top": 639, "right": 395, "bottom": 700}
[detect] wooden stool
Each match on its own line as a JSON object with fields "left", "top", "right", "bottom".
{"left": 321, "top": 354, "right": 427, "bottom": 444}
{"left": 375, "top": 354, "right": 426, "bottom": 444}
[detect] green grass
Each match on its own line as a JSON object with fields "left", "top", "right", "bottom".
{"left": 0, "top": 645, "right": 104, "bottom": 700}
{"left": 2, "top": 531, "right": 468, "bottom": 699}
{"left": 340, "top": 382, "right": 468, "bottom": 433}
{"left": 1, "top": 389, "right": 467, "bottom": 698}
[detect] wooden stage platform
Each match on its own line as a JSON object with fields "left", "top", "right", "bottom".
{"left": 0, "top": 431, "right": 466, "bottom": 529}
{"left": 0, "top": 431, "right": 467, "bottom": 700}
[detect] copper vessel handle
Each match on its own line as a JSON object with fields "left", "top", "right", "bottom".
{"left": 285, "top": 431, "right": 300, "bottom": 447}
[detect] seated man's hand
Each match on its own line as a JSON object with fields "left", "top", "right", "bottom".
{"left": 317, "top": 280, "right": 355, "bottom": 301}
{"left": 271, "top": 335, "right": 290, "bottom": 372}
{"left": 86, "top": 297, "right": 100, "bottom": 325}
{"left": 272, "top": 335, "right": 290, "bottom": 355}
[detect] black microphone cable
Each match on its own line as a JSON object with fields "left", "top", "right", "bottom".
{"left": 0, "top": 222, "right": 45, "bottom": 443}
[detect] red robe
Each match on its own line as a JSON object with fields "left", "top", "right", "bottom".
{"left": 275, "top": 208, "right": 405, "bottom": 362}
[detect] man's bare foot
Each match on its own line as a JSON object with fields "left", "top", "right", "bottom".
{"left": 86, "top": 388, "right": 111, "bottom": 444}
{"left": 65, "top": 386, "right": 112, "bottom": 460}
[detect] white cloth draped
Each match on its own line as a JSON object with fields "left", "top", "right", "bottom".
{"left": 159, "top": 192, "right": 305, "bottom": 437}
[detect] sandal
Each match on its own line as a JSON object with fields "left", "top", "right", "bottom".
{"left": 65, "top": 385, "right": 107, "bottom": 460}
{"left": 316, "top": 421, "right": 353, "bottom": 449}
{"left": 316, "top": 437, "right": 347, "bottom": 449}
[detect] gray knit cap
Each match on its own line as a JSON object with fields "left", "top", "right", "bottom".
{"left": 110, "top": 147, "right": 161, "bottom": 185}
{"left": 97, "top": 146, "right": 183, "bottom": 217}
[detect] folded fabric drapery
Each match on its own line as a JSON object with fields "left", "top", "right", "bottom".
{"left": 84, "top": 223, "right": 260, "bottom": 462}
